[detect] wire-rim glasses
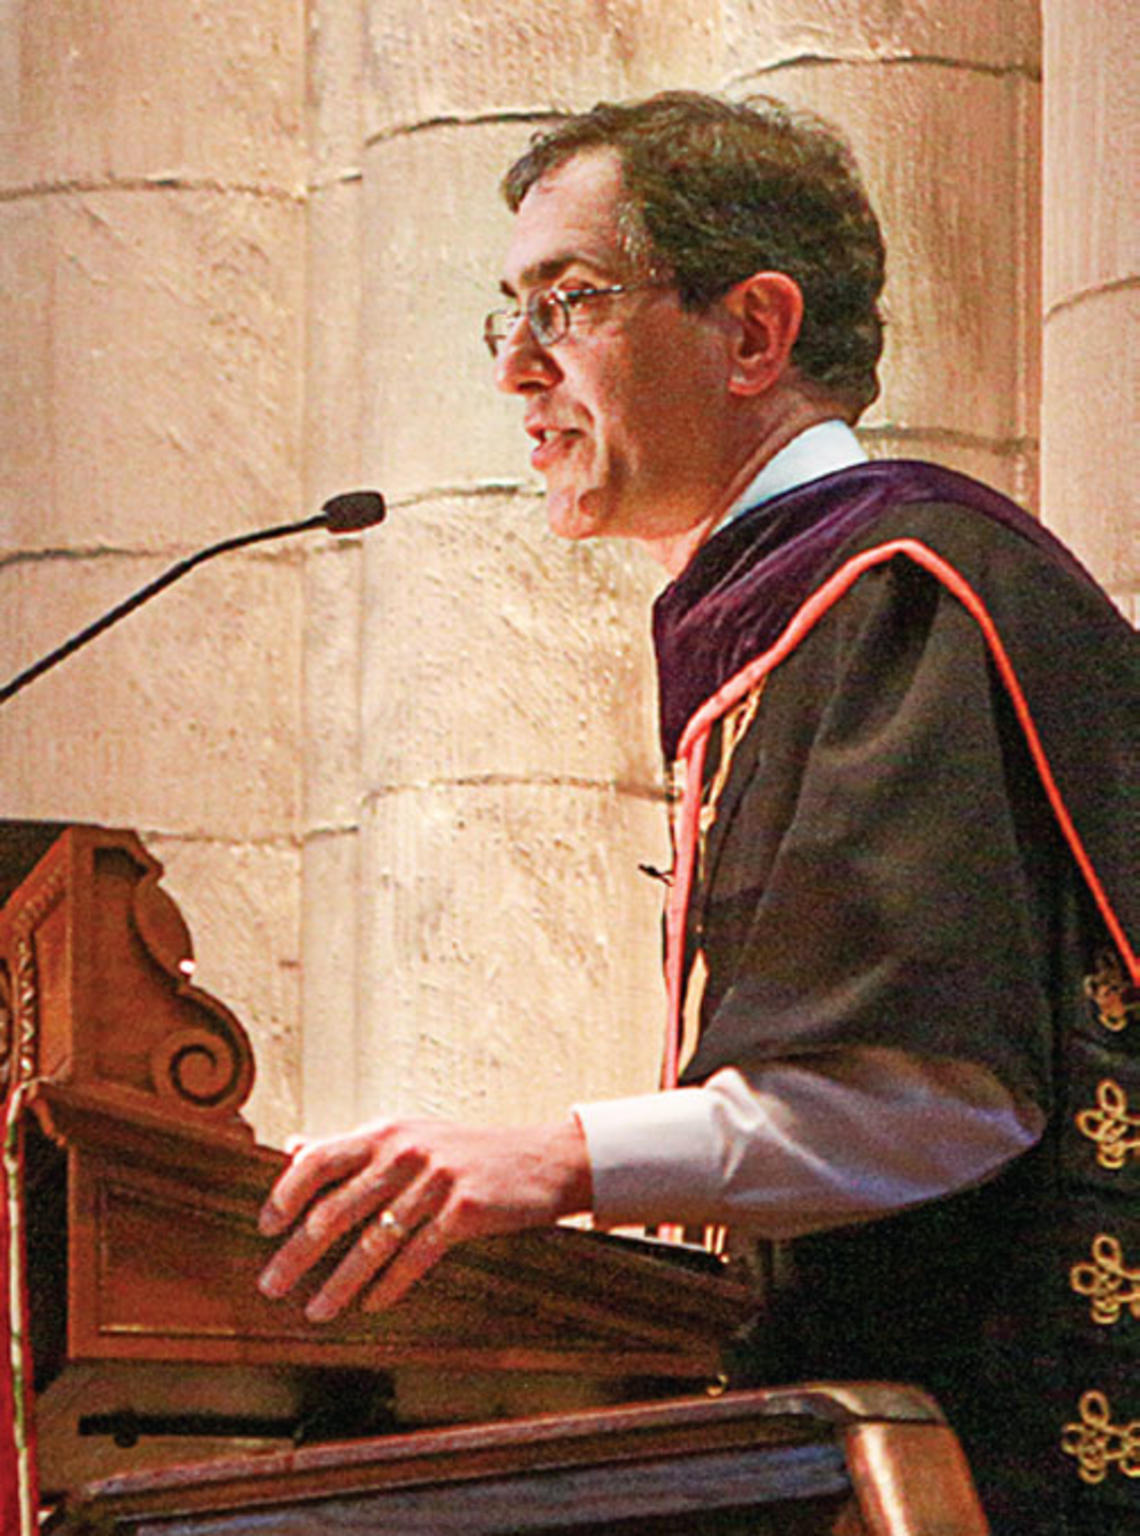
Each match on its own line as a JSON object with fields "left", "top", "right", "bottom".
{"left": 483, "top": 283, "right": 657, "bottom": 358}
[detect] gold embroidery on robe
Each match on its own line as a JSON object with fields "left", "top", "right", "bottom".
{"left": 678, "top": 948, "right": 708, "bottom": 1085}
{"left": 1061, "top": 1391, "right": 1140, "bottom": 1485}
{"left": 1070, "top": 1234, "right": 1140, "bottom": 1325}
{"left": 1075, "top": 1079, "right": 1140, "bottom": 1170}
{"left": 1084, "top": 950, "right": 1137, "bottom": 1034}
{"left": 675, "top": 686, "right": 764, "bottom": 1266}
{"left": 697, "top": 684, "right": 765, "bottom": 882}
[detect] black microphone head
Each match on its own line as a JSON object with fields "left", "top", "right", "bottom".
{"left": 321, "top": 491, "right": 387, "bottom": 533}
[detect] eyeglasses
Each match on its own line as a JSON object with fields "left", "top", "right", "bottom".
{"left": 483, "top": 283, "right": 657, "bottom": 358}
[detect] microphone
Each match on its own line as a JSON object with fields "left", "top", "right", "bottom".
{"left": 319, "top": 491, "right": 386, "bottom": 533}
{"left": 0, "top": 492, "right": 387, "bottom": 706}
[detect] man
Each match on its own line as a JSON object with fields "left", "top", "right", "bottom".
{"left": 259, "top": 94, "right": 1137, "bottom": 1531}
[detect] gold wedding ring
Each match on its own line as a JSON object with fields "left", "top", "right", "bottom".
{"left": 378, "top": 1208, "right": 408, "bottom": 1242}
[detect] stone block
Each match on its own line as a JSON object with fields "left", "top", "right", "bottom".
{"left": 0, "top": 189, "right": 304, "bottom": 552}
{"left": 307, "top": 0, "right": 367, "bottom": 185}
{"left": 757, "top": 64, "right": 1040, "bottom": 450}
{"left": 145, "top": 832, "right": 302, "bottom": 1149}
{"left": 356, "top": 781, "right": 668, "bottom": 1127}
{"left": 362, "top": 0, "right": 721, "bottom": 136}
{"left": 300, "top": 828, "right": 363, "bottom": 1136}
{"left": 304, "top": 181, "right": 365, "bottom": 513}
{"left": 358, "top": 491, "right": 663, "bottom": 791}
{"left": 1043, "top": 0, "right": 1136, "bottom": 307}
{"left": 0, "top": 202, "right": 53, "bottom": 544}
{"left": 0, "top": 548, "right": 301, "bottom": 839}
{"left": 303, "top": 537, "right": 364, "bottom": 830}
{"left": 0, "top": 0, "right": 304, "bottom": 191}
{"left": 1041, "top": 288, "right": 1138, "bottom": 598}
{"left": 722, "top": 0, "right": 1039, "bottom": 79}
{"left": 359, "top": 121, "right": 540, "bottom": 499}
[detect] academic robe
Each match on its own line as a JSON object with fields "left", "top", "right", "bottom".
{"left": 652, "top": 461, "right": 1138, "bottom": 1533}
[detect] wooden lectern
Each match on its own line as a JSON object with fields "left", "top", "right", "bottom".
{"left": 1, "top": 824, "right": 990, "bottom": 1534}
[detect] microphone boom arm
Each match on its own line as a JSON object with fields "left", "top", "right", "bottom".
{"left": 1, "top": 494, "right": 384, "bottom": 707}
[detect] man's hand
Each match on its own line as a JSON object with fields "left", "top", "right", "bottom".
{"left": 257, "top": 1117, "right": 592, "bottom": 1321}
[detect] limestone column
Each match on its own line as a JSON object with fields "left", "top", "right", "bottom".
{"left": 721, "top": 2, "right": 1041, "bottom": 509}
{"left": 300, "top": 1, "right": 370, "bottom": 1135}
{"left": 0, "top": 1, "right": 308, "bottom": 1142}
{"left": 1041, "top": 0, "right": 1138, "bottom": 616}
{"left": 300, "top": 1, "right": 724, "bottom": 1132}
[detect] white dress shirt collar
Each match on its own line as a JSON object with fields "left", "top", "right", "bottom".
{"left": 718, "top": 419, "right": 868, "bottom": 534}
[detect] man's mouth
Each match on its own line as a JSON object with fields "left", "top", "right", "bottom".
{"left": 528, "top": 425, "right": 582, "bottom": 471}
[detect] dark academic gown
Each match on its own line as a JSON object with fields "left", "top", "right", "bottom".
{"left": 652, "top": 461, "right": 1138, "bottom": 1534}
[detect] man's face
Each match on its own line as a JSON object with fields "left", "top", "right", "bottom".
{"left": 494, "top": 150, "right": 736, "bottom": 547}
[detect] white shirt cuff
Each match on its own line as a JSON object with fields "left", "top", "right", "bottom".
{"left": 573, "top": 1048, "right": 1043, "bottom": 1238}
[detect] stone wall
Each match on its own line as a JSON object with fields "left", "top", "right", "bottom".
{"left": 1040, "top": 0, "right": 1138, "bottom": 618}
{"left": 721, "top": 2, "right": 1042, "bottom": 506}
{"left": 0, "top": 1, "right": 308, "bottom": 1136}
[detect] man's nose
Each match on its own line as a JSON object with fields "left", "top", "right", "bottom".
{"left": 493, "top": 318, "right": 559, "bottom": 394}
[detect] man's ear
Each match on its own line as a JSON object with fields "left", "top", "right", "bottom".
{"left": 722, "top": 272, "right": 804, "bottom": 397}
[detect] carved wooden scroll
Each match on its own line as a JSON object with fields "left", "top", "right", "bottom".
{"left": 0, "top": 825, "right": 254, "bottom": 1138}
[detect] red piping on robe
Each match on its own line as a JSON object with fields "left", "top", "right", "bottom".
{"left": 661, "top": 538, "right": 1137, "bottom": 1092}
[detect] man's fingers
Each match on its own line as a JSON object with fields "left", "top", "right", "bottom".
{"left": 258, "top": 1159, "right": 403, "bottom": 1301}
{"left": 256, "top": 1118, "right": 590, "bottom": 1318}
{"left": 302, "top": 1181, "right": 447, "bottom": 1322}
{"left": 300, "top": 1210, "right": 403, "bottom": 1322}
{"left": 258, "top": 1133, "right": 378, "bottom": 1236}
{"left": 360, "top": 1220, "right": 449, "bottom": 1314}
